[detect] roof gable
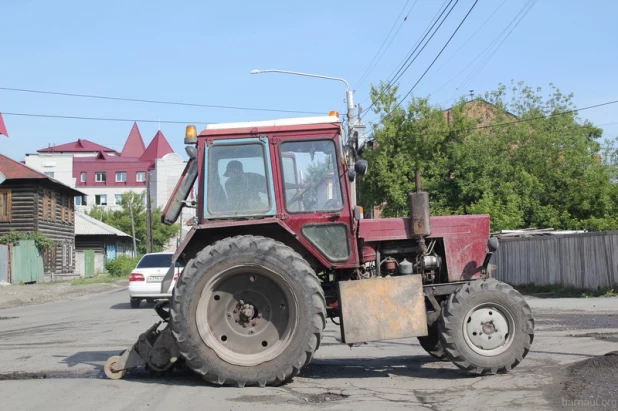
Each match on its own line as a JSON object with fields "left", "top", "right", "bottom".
{"left": 140, "top": 131, "right": 174, "bottom": 163}
{"left": 0, "top": 153, "right": 84, "bottom": 195}
{"left": 75, "top": 212, "right": 131, "bottom": 237}
{"left": 120, "top": 122, "right": 146, "bottom": 158}
{"left": 38, "top": 139, "right": 117, "bottom": 154}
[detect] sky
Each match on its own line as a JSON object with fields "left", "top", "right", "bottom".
{"left": 1, "top": 0, "right": 618, "bottom": 161}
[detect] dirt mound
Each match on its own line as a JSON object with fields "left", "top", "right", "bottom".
{"left": 557, "top": 352, "right": 618, "bottom": 409}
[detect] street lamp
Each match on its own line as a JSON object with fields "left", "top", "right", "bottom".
{"left": 251, "top": 68, "right": 359, "bottom": 205}
{"left": 250, "top": 69, "right": 354, "bottom": 137}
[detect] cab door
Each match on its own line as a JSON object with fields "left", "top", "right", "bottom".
{"left": 273, "top": 137, "right": 359, "bottom": 268}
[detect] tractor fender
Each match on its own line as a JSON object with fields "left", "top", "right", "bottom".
{"left": 160, "top": 218, "right": 325, "bottom": 294}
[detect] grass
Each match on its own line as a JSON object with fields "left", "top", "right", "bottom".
{"left": 71, "top": 274, "right": 129, "bottom": 286}
{"left": 513, "top": 283, "right": 617, "bottom": 298}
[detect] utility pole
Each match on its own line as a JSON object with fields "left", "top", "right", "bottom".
{"left": 128, "top": 198, "right": 137, "bottom": 257}
{"left": 146, "top": 172, "right": 152, "bottom": 253}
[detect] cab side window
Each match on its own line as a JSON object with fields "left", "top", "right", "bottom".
{"left": 280, "top": 140, "right": 343, "bottom": 213}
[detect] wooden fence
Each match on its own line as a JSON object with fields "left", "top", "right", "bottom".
{"left": 0, "top": 240, "right": 44, "bottom": 284}
{"left": 491, "top": 230, "right": 618, "bottom": 289}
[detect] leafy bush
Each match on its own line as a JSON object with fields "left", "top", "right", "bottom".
{"left": 0, "top": 230, "right": 56, "bottom": 249}
{"left": 105, "top": 255, "right": 140, "bottom": 278}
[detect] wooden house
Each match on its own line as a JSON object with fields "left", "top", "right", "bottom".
{"left": 0, "top": 153, "right": 84, "bottom": 277}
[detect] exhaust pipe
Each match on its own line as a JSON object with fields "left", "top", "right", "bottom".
{"left": 408, "top": 171, "right": 431, "bottom": 237}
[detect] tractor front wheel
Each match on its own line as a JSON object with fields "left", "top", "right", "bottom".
{"left": 170, "top": 235, "right": 326, "bottom": 387}
{"left": 439, "top": 279, "right": 534, "bottom": 374}
{"left": 418, "top": 322, "right": 446, "bottom": 360}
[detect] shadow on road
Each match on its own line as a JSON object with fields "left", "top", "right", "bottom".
{"left": 51, "top": 351, "right": 466, "bottom": 386}
{"left": 110, "top": 302, "right": 157, "bottom": 310}
{"left": 301, "top": 355, "right": 466, "bottom": 381}
{"left": 54, "top": 350, "right": 123, "bottom": 370}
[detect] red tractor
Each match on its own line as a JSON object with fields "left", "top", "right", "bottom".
{"left": 104, "top": 114, "right": 534, "bottom": 386}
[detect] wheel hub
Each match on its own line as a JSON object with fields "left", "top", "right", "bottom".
{"left": 195, "top": 265, "right": 297, "bottom": 367}
{"left": 463, "top": 304, "right": 514, "bottom": 356}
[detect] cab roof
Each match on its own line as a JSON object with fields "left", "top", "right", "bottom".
{"left": 199, "top": 116, "right": 341, "bottom": 137}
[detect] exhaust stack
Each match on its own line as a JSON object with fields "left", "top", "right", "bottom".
{"left": 408, "top": 171, "right": 431, "bottom": 237}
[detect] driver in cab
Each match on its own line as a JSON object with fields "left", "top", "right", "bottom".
{"left": 224, "top": 160, "right": 268, "bottom": 211}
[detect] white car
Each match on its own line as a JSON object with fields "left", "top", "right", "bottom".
{"left": 128, "top": 252, "right": 183, "bottom": 309}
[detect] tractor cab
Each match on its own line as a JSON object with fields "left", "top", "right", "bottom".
{"left": 162, "top": 114, "right": 361, "bottom": 270}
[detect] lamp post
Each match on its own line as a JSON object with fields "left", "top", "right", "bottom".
{"left": 250, "top": 69, "right": 358, "bottom": 204}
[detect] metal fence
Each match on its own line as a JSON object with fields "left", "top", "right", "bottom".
{"left": 491, "top": 230, "right": 618, "bottom": 289}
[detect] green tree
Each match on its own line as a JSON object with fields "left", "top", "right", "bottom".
{"left": 87, "top": 192, "right": 179, "bottom": 254}
{"left": 360, "top": 81, "right": 618, "bottom": 231}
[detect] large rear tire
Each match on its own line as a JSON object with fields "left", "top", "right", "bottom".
{"left": 170, "top": 235, "right": 326, "bottom": 387}
{"left": 439, "top": 279, "right": 534, "bottom": 375}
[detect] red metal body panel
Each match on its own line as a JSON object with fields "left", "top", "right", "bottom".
{"left": 358, "top": 215, "right": 490, "bottom": 282}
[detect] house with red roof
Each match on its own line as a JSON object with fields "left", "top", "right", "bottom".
{"left": 0, "top": 153, "right": 84, "bottom": 280}
{"left": 24, "top": 122, "right": 180, "bottom": 211}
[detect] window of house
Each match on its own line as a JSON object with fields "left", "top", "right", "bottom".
{"left": 75, "top": 196, "right": 82, "bottom": 206}
{"left": 95, "top": 172, "right": 106, "bottom": 183}
{"left": 95, "top": 194, "right": 107, "bottom": 206}
{"left": 61, "top": 195, "right": 67, "bottom": 222}
{"left": 43, "top": 190, "right": 55, "bottom": 221}
{"left": 80, "top": 172, "right": 87, "bottom": 183}
{"left": 44, "top": 171, "right": 55, "bottom": 178}
{"left": 62, "top": 243, "right": 67, "bottom": 269}
{"left": 115, "top": 194, "right": 123, "bottom": 205}
{"left": 136, "top": 171, "right": 146, "bottom": 182}
{"left": 0, "top": 189, "right": 11, "bottom": 222}
{"left": 116, "top": 171, "right": 127, "bottom": 182}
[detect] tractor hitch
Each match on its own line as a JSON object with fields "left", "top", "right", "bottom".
{"left": 104, "top": 320, "right": 180, "bottom": 380}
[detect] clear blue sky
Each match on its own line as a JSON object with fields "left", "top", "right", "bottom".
{"left": 1, "top": 0, "right": 617, "bottom": 161}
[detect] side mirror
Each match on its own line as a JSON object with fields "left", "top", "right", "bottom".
{"left": 354, "top": 160, "right": 368, "bottom": 176}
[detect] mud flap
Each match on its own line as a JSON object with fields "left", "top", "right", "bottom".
{"left": 338, "top": 275, "right": 428, "bottom": 344}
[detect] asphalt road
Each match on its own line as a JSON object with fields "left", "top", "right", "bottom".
{"left": 0, "top": 287, "right": 616, "bottom": 411}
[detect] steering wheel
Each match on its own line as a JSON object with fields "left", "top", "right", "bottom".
{"left": 287, "top": 177, "right": 323, "bottom": 206}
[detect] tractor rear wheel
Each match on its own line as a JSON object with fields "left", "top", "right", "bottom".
{"left": 439, "top": 279, "right": 534, "bottom": 374}
{"left": 170, "top": 235, "right": 326, "bottom": 387}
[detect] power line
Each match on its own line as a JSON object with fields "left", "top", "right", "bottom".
{"left": 1, "top": 111, "right": 206, "bottom": 124}
{"left": 430, "top": 1, "right": 535, "bottom": 100}
{"left": 357, "top": 0, "right": 449, "bottom": 108}
{"left": 362, "top": 0, "right": 456, "bottom": 116}
{"left": 415, "top": 0, "right": 506, "bottom": 89}
{"left": 450, "top": 0, "right": 536, "bottom": 103}
{"left": 0, "top": 86, "right": 324, "bottom": 115}
{"left": 394, "top": 0, "right": 479, "bottom": 109}
{"left": 367, "top": 99, "right": 618, "bottom": 140}
{"left": 355, "top": 0, "right": 417, "bottom": 89}
{"left": 389, "top": 0, "right": 460, "bottom": 88}
{"left": 443, "top": 0, "right": 536, "bottom": 105}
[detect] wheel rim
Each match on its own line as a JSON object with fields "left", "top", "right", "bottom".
{"left": 195, "top": 264, "right": 298, "bottom": 366}
{"left": 462, "top": 302, "right": 515, "bottom": 356}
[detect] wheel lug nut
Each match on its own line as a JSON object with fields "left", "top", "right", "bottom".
{"left": 249, "top": 330, "right": 254, "bottom": 335}
{"left": 233, "top": 309, "right": 237, "bottom": 314}
{"left": 252, "top": 322, "right": 256, "bottom": 327}
{"left": 243, "top": 323, "right": 248, "bottom": 328}
{"left": 257, "top": 313, "right": 262, "bottom": 319}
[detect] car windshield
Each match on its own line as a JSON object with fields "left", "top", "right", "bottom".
{"left": 137, "top": 254, "right": 184, "bottom": 268}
